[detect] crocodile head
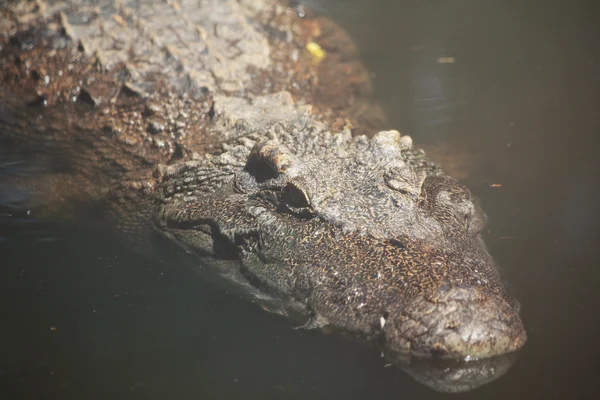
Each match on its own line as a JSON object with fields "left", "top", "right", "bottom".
{"left": 158, "top": 128, "right": 526, "bottom": 360}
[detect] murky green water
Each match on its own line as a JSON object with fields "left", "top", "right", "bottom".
{"left": 2, "top": 0, "right": 600, "bottom": 398}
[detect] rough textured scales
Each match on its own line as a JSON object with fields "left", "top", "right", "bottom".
{"left": 1, "top": 0, "right": 526, "bottom": 392}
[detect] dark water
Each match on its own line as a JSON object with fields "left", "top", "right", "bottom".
{"left": 2, "top": 0, "right": 600, "bottom": 398}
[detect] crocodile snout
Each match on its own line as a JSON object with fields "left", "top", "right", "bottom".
{"left": 387, "top": 285, "right": 527, "bottom": 360}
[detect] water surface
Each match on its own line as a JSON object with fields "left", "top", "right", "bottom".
{"left": 2, "top": 0, "right": 599, "bottom": 398}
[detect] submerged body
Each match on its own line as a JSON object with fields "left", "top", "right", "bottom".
{"left": 0, "top": 0, "right": 525, "bottom": 389}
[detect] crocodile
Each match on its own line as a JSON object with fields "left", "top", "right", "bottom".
{"left": 0, "top": 0, "right": 526, "bottom": 392}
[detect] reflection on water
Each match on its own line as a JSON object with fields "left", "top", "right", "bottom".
{"left": 396, "top": 354, "right": 517, "bottom": 393}
{"left": 2, "top": 0, "right": 600, "bottom": 398}
{"left": 0, "top": 217, "right": 521, "bottom": 397}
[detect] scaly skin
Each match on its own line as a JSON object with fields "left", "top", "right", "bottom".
{"left": 156, "top": 123, "right": 525, "bottom": 359}
{"left": 0, "top": 0, "right": 526, "bottom": 392}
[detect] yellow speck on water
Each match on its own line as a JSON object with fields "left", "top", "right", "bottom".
{"left": 306, "top": 42, "right": 326, "bottom": 64}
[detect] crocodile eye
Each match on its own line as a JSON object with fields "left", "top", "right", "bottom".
{"left": 284, "top": 183, "right": 310, "bottom": 208}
